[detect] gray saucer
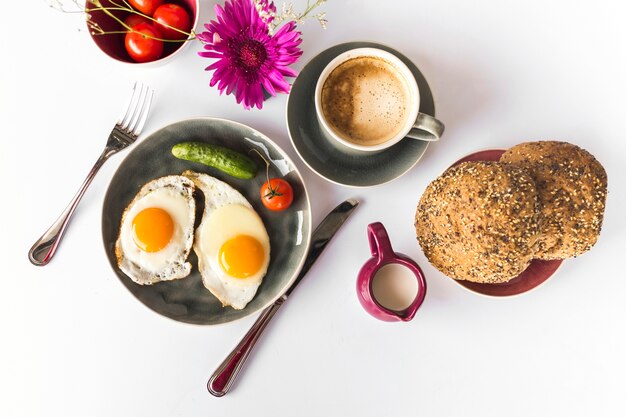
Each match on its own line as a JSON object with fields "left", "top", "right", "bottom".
{"left": 286, "top": 42, "right": 436, "bottom": 187}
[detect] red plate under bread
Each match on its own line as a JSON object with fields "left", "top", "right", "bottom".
{"left": 448, "top": 149, "right": 563, "bottom": 297}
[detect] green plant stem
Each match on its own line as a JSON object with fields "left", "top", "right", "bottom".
{"left": 85, "top": 1, "right": 195, "bottom": 42}
{"left": 297, "top": 0, "right": 324, "bottom": 20}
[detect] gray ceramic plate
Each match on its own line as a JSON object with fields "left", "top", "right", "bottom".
{"left": 286, "top": 42, "right": 436, "bottom": 187}
{"left": 102, "top": 118, "right": 311, "bottom": 325}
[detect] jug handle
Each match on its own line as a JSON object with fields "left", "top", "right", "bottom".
{"left": 368, "top": 222, "right": 396, "bottom": 262}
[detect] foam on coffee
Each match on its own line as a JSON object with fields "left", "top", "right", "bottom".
{"left": 321, "top": 56, "right": 411, "bottom": 147}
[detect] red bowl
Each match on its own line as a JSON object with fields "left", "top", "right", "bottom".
{"left": 87, "top": 0, "right": 199, "bottom": 65}
{"left": 447, "top": 148, "right": 563, "bottom": 297}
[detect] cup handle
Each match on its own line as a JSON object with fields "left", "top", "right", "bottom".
{"left": 367, "top": 222, "right": 396, "bottom": 261}
{"left": 405, "top": 113, "right": 445, "bottom": 142}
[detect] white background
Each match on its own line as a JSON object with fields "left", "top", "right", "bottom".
{"left": 2, "top": 1, "right": 625, "bottom": 416}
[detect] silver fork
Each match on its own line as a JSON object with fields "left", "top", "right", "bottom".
{"left": 28, "top": 83, "right": 154, "bottom": 266}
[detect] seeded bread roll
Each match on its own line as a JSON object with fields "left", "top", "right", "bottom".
{"left": 414, "top": 161, "right": 539, "bottom": 284}
{"left": 500, "top": 141, "right": 607, "bottom": 259}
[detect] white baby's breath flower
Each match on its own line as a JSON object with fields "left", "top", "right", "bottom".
{"left": 316, "top": 13, "right": 328, "bottom": 29}
{"left": 268, "top": 0, "right": 329, "bottom": 31}
{"left": 49, "top": 0, "right": 84, "bottom": 12}
{"left": 253, "top": 0, "right": 278, "bottom": 27}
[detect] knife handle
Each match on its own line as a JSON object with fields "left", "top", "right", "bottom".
{"left": 208, "top": 295, "right": 286, "bottom": 397}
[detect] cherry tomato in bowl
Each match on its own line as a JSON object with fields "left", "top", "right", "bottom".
{"left": 87, "top": 0, "right": 199, "bottom": 65}
{"left": 124, "top": 14, "right": 151, "bottom": 29}
{"left": 260, "top": 179, "right": 294, "bottom": 211}
{"left": 154, "top": 4, "right": 192, "bottom": 40}
{"left": 129, "top": 0, "right": 164, "bottom": 15}
{"left": 124, "top": 23, "right": 164, "bottom": 63}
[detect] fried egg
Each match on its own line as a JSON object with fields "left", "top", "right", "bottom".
{"left": 183, "top": 171, "right": 270, "bottom": 310}
{"left": 115, "top": 175, "right": 196, "bottom": 285}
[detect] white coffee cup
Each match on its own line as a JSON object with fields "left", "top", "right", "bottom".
{"left": 315, "top": 48, "right": 444, "bottom": 153}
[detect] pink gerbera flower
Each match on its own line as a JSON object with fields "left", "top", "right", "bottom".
{"left": 197, "top": 0, "right": 302, "bottom": 109}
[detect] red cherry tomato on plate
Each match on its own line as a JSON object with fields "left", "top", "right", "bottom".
{"left": 260, "top": 179, "right": 294, "bottom": 211}
{"left": 124, "top": 14, "right": 150, "bottom": 29}
{"left": 153, "top": 4, "right": 192, "bottom": 40}
{"left": 124, "top": 23, "right": 164, "bottom": 63}
{"left": 128, "top": 0, "right": 164, "bottom": 16}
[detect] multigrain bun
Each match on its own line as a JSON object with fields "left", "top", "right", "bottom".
{"left": 414, "top": 161, "right": 540, "bottom": 284}
{"left": 500, "top": 141, "right": 607, "bottom": 259}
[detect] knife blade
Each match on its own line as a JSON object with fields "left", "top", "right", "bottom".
{"left": 207, "top": 199, "right": 359, "bottom": 397}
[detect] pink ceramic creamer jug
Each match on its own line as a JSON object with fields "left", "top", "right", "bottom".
{"left": 356, "top": 222, "right": 427, "bottom": 322}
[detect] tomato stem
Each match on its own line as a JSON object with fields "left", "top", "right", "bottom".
{"left": 264, "top": 188, "right": 283, "bottom": 199}
{"left": 249, "top": 148, "right": 283, "bottom": 199}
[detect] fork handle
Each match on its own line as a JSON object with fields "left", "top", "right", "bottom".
{"left": 28, "top": 149, "right": 113, "bottom": 266}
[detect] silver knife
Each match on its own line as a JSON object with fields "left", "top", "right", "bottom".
{"left": 207, "top": 199, "right": 359, "bottom": 397}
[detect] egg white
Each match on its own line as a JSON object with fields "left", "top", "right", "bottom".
{"left": 183, "top": 171, "right": 271, "bottom": 310}
{"left": 115, "top": 175, "right": 196, "bottom": 285}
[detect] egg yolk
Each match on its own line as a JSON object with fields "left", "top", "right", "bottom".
{"left": 219, "top": 235, "right": 264, "bottom": 278}
{"left": 132, "top": 207, "right": 174, "bottom": 252}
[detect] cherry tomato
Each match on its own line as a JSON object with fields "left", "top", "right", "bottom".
{"left": 124, "top": 14, "right": 150, "bottom": 29}
{"left": 124, "top": 23, "right": 164, "bottom": 63}
{"left": 260, "top": 179, "right": 294, "bottom": 211}
{"left": 153, "top": 4, "right": 192, "bottom": 40}
{"left": 128, "top": 0, "right": 164, "bottom": 16}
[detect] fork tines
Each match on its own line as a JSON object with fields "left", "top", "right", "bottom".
{"left": 118, "top": 82, "right": 154, "bottom": 137}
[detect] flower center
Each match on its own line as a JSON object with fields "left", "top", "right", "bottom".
{"left": 235, "top": 38, "right": 267, "bottom": 71}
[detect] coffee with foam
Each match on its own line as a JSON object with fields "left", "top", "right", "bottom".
{"left": 320, "top": 56, "right": 411, "bottom": 147}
